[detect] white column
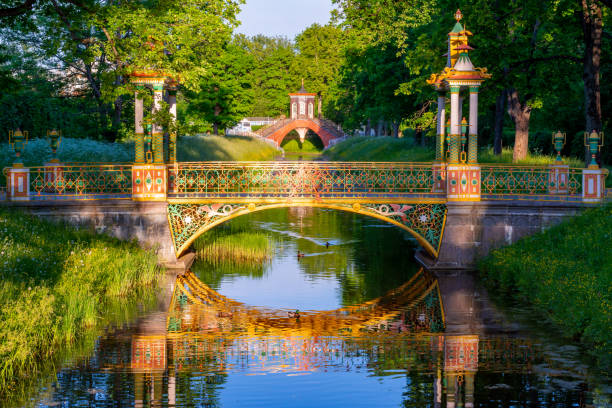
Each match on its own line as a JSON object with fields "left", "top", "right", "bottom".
{"left": 135, "top": 92, "right": 144, "bottom": 134}
{"left": 469, "top": 88, "right": 478, "bottom": 136}
{"left": 436, "top": 92, "right": 446, "bottom": 161}
{"left": 450, "top": 89, "right": 461, "bottom": 135}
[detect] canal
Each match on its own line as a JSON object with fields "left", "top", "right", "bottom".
{"left": 26, "top": 208, "right": 611, "bottom": 407}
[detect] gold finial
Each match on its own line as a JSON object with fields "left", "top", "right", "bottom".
{"left": 455, "top": 9, "right": 463, "bottom": 22}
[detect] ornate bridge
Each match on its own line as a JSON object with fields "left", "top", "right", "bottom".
{"left": 2, "top": 160, "right": 608, "bottom": 268}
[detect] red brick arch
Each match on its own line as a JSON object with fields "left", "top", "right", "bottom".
{"left": 267, "top": 119, "right": 337, "bottom": 148}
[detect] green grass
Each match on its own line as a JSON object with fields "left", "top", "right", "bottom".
{"left": 0, "top": 208, "right": 160, "bottom": 401}
{"left": 177, "top": 134, "right": 279, "bottom": 161}
{"left": 191, "top": 220, "right": 275, "bottom": 289}
{"left": 325, "top": 136, "right": 435, "bottom": 162}
{"left": 281, "top": 131, "right": 324, "bottom": 153}
{"left": 479, "top": 147, "right": 585, "bottom": 167}
{"left": 192, "top": 219, "right": 274, "bottom": 264}
{"left": 478, "top": 203, "right": 612, "bottom": 370}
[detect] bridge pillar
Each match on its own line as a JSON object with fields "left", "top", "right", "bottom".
{"left": 6, "top": 166, "right": 30, "bottom": 201}
{"left": 582, "top": 168, "right": 607, "bottom": 203}
{"left": 446, "top": 165, "right": 480, "bottom": 202}
{"left": 132, "top": 165, "right": 167, "bottom": 201}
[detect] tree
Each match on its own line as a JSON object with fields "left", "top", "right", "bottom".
{"left": 185, "top": 42, "right": 254, "bottom": 134}
{"left": 292, "top": 24, "right": 343, "bottom": 117}
{"left": 0, "top": 0, "right": 242, "bottom": 140}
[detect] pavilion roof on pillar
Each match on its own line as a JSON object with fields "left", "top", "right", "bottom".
{"left": 427, "top": 9, "right": 491, "bottom": 90}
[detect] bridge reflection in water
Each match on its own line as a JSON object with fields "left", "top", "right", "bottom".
{"left": 71, "top": 268, "right": 592, "bottom": 408}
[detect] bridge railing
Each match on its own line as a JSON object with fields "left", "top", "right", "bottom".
{"left": 27, "top": 164, "right": 133, "bottom": 199}
{"left": 480, "top": 165, "right": 584, "bottom": 201}
{"left": 168, "top": 161, "right": 439, "bottom": 199}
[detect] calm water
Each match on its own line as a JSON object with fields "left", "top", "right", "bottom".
{"left": 29, "top": 208, "right": 611, "bottom": 407}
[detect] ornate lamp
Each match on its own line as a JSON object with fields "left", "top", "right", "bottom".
{"left": 8, "top": 129, "right": 29, "bottom": 166}
{"left": 584, "top": 130, "right": 604, "bottom": 168}
{"left": 460, "top": 117, "right": 468, "bottom": 162}
{"left": 552, "top": 131, "right": 566, "bottom": 162}
{"left": 47, "top": 129, "right": 62, "bottom": 163}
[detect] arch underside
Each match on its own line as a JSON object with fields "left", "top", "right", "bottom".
{"left": 167, "top": 202, "right": 447, "bottom": 258}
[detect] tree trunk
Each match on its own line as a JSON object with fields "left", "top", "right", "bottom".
{"left": 494, "top": 89, "right": 507, "bottom": 155}
{"left": 365, "top": 118, "right": 371, "bottom": 136}
{"left": 506, "top": 88, "right": 532, "bottom": 162}
{"left": 392, "top": 121, "right": 399, "bottom": 138}
{"left": 579, "top": 0, "right": 603, "bottom": 164}
{"left": 376, "top": 120, "right": 383, "bottom": 137}
{"left": 213, "top": 103, "right": 222, "bottom": 135}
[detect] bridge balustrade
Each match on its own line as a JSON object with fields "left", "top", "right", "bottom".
{"left": 480, "top": 165, "right": 584, "bottom": 201}
{"left": 167, "top": 162, "right": 438, "bottom": 200}
{"left": 1, "top": 162, "right": 608, "bottom": 202}
{"left": 27, "top": 164, "right": 133, "bottom": 199}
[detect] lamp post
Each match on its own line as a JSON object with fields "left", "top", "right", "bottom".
{"left": 7, "top": 129, "right": 30, "bottom": 200}
{"left": 8, "top": 129, "right": 28, "bottom": 166}
{"left": 47, "top": 129, "right": 62, "bottom": 163}
{"left": 552, "top": 131, "right": 566, "bottom": 163}
{"left": 584, "top": 130, "right": 604, "bottom": 169}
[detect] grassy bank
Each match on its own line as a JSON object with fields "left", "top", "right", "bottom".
{"left": 192, "top": 220, "right": 274, "bottom": 264}
{"left": 325, "top": 136, "right": 434, "bottom": 162}
{"left": 0, "top": 208, "right": 160, "bottom": 400}
{"left": 177, "top": 135, "right": 279, "bottom": 161}
{"left": 478, "top": 203, "right": 612, "bottom": 369}
{"left": 191, "top": 220, "right": 275, "bottom": 289}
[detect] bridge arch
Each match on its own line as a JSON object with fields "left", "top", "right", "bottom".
{"left": 267, "top": 119, "right": 337, "bottom": 148}
{"left": 167, "top": 202, "right": 447, "bottom": 259}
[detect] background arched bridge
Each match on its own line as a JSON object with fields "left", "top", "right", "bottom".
{"left": 254, "top": 118, "right": 346, "bottom": 148}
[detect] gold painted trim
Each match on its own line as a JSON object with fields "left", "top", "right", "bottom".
{"left": 166, "top": 198, "right": 447, "bottom": 205}
{"left": 172, "top": 202, "right": 444, "bottom": 259}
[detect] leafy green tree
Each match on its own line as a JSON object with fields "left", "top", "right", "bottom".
{"left": 0, "top": 0, "right": 242, "bottom": 140}
{"left": 185, "top": 42, "right": 254, "bottom": 134}
{"left": 292, "top": 24, "right": 343, "bottom": 116}
{"left": 240, "top": 35, "right": 297, "bottom": 117}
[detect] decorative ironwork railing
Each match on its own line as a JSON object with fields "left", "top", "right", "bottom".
{"left": 168, "top": 162, "right": 438, "bottom": 199}
{"left": 29, "top": 164, "right": 132, "bottom": 198}
{"left": 480, "top": 165, "right": 583, "bottom": 200}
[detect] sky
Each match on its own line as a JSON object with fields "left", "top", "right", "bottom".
{"left": 236, "top": 0, "right": 335, "bottom": 40}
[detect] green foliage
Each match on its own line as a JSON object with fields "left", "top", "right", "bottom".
{"left": 478, "top": 203, "right": 612, "bottom": 370}
{"left": 0, "top": 209, "right": 160, "bottom": 400}
{"left": 184, "top": 41, "right": 255, "bottom": 134}
{"left": 176, "top": 135, "right": 279, "bottom": 161}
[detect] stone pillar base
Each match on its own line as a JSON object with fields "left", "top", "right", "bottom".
{"left": 8, "top": 166, "right": 30, "bottom": 201}
{"left": 132, "top": 164, "right": 167, "bottom": 201}
{"left": 548, "top": 164, "right": 569, "bottom": 194}
{"left": 582, "top": 168, "right": 606, "bottom": 203}
{"left": 446, "top": 165, "right": 480, "bottom": 201}
{"left": 432, "top": 162, "right": 447, "bottom": 193}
